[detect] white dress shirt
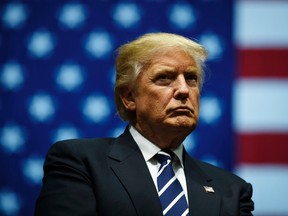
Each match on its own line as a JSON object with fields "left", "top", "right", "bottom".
{"left": 129, "top": 126, "right": 189, "bottom": 204}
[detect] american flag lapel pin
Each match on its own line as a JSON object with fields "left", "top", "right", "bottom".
{"left": 203, "top": 186, "right": 215, "bottom": 193}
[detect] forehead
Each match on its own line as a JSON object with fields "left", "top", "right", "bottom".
{"left": 147, "top": 49, "right": 198, "bottom": 72}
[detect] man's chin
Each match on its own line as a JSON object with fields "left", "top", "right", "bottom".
{"left": 165, "top": 118, "right": 197, "bottom": 131}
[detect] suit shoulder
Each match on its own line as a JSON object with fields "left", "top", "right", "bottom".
{"left": 193, "top": 158, "right": 248, "bottom": 185}
{"left": 55, "top": 137, "right": 115, "bottom": 146}
{"left": 47, "top": 137, "right": 116, "bottom": 158}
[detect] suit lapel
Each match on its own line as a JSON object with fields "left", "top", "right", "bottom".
{"left": 108, "top": 128, "right": 163, "bottom": 216}
{"left": 184, "top": 152, "right": 221, "bottom": 216}
{"left": 108, "top": 128, "right": 222, "bottom": 216}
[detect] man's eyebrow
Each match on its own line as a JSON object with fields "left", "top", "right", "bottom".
{"left": 153, "top": 66, "right": 175, "bottom": 73}
{"left": 185, "top": 66, "right": 199, "bottom": 73}
{"left": 186, "top": 65, "right": 198, "bottom": 70}
{"left": 152, "top": 65, "right": 199, "bottom": 74}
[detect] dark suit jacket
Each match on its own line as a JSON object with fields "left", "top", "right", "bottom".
{"left": 35, "top": 127, "right": 254, "bottom": 216}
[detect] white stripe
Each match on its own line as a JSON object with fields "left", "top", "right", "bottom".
{"left": 235, "top": 164, "right": 288, "bottom": 215}
{"left": 181, "top": 208, "right": 189, "bottom": 216}
{"left": 158, "top": 176, "right": 176, "bottom": 196}
{"left": 157, "top": 160, "right": 172, "bottom": 176}
{"left": 234, "top": 1, "right": 288, "bottom": 48}
{"left": 163, "top": 191, "right": 185, "bottom": 215}
{"left": 233, "top": 79, "right": 288, "bottom": 133}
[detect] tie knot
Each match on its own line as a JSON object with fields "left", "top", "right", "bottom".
{"left": 155, "top": 150, "right": 174, "bottom": 165}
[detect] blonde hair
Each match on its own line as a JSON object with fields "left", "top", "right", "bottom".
{"left": 114, "top": 32, "right": 207, "bottom": 122}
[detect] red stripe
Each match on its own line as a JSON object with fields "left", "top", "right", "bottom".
{"left": 236, "top": 133, "right": 288, "bottom": 164}
{"left": 237, "top": 49, "right": 288, "bottom": 77}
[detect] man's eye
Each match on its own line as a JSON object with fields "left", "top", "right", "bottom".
{"left": 186, "top": 74, "right": 198, "bottom": 85}
{"left": 155, "top": 74, "right": 173, "bottom": 85}
{"left": 158, "top": 74, "right": 169, "bottom": 80}
{"left": 186, "top": 74, "right": 197, "bottom": 80}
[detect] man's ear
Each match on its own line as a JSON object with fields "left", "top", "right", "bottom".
{"left": 119, "top": 87, "right": 136, "bottom": 111}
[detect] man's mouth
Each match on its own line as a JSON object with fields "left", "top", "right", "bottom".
{"left": 169, "top": 107, "right": 193, "bottom": 116}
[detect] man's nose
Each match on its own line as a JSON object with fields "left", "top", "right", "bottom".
{"left": 173, "top": 76, "right": 189, "bottom": 99}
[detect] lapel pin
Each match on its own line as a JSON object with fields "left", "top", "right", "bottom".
{"left": 203, "top": 186, "right": 214, "bottom": 193}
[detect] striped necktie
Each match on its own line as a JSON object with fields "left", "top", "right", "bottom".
{"left": 155, "top": 151, "right": 189, "bottom": 216}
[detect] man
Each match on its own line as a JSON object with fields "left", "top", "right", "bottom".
{"left": 35, "top": 32, "right": 254, "bottom": 216}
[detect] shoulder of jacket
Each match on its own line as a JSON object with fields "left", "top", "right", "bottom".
{"left": 47, "top": 137, "right": 116, "bottom": 156}
{"left": 193, "top": 158, "right": 248, "bottom": 184}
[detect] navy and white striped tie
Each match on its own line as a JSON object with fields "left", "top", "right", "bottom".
{"left": 155, "top": 151, "right": 189, "bottom": 216}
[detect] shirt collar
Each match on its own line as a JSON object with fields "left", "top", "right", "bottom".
{"left": 129, "top": 125, "right": 184, "bottom": 167}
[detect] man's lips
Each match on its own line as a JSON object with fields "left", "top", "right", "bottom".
{"left": 169, "top": 106, "right": 194, "bottom": 115}
{"left": 172, "top": 106, "right": 193, "bottom": 111}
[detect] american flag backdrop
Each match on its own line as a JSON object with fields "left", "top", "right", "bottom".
{"left": 234, "top": 1, "right": 288, "bottom": 215}
{"left": 0, "top": 1, "right": 287, "bottom": 216}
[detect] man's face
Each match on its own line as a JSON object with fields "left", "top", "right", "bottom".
{"left": 123, "top": 49, "right": 201, "bottom": 142}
